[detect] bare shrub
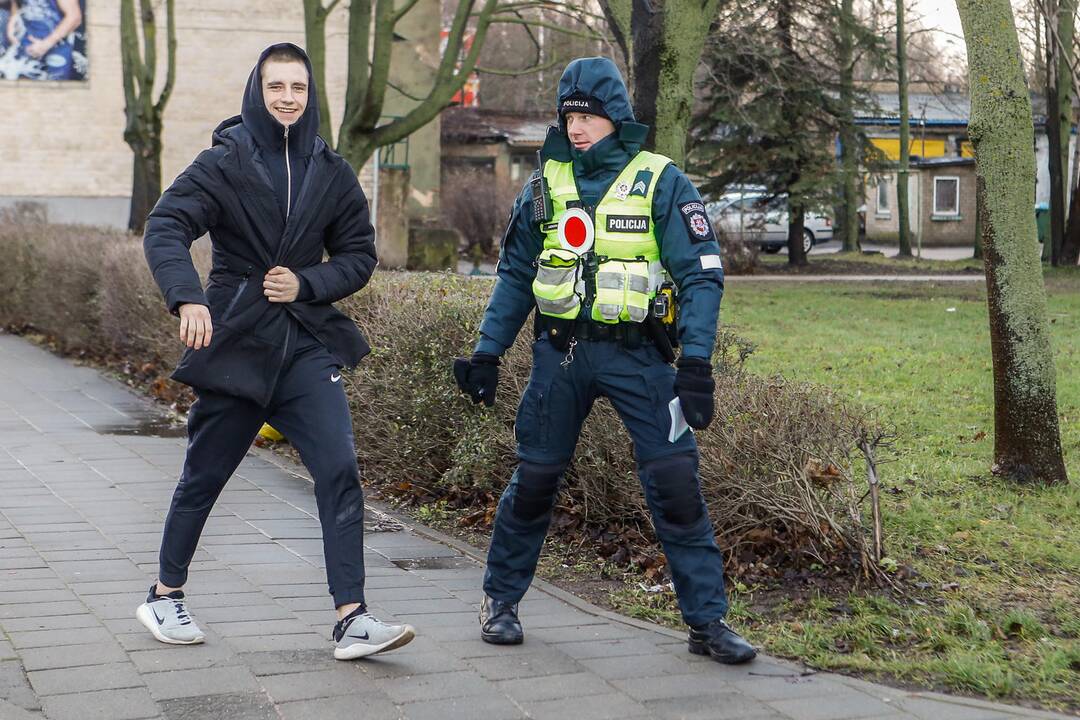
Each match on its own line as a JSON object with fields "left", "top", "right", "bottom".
{"left": 716, "top": 225, "right": 760, "bottom": 275}
{"left": 2, "top": 221, "right": 884, "bottom": 575}
{"left": 442, "top": 164, "right": 519, "bottom": 264}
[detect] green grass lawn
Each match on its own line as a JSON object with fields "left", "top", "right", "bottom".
{"left": 705, "top": 272, "right": 1080, "bottom": 712}
{"left": 755, "top": 250, "right": 985, "bottom": 274}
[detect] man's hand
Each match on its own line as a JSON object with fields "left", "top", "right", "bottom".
{"left": 453, "top": 353, "right": 501, "bottom": 407}
{"left": 674, "top": 357, "right": 715, "bottom": 430}
{"left": 178, "top": 304, "right": 213, "bottom": 350}
{"left": 263, "top": 266, "right": 300, "bottom": 303}
{"left": 25, "top": 36, "right": 52, "bottom": 59}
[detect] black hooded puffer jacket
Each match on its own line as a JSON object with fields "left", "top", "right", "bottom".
{"left": 143, "top": 42, "right": 378, "bottom": 407}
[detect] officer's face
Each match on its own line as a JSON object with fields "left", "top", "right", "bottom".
{"left": 262, "top": 59, "right": 309, "bottom": 128}
{"left": 565, "top": 112, "right": 616, "bottom": 152}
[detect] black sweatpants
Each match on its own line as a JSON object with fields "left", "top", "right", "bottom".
{"left": 157, "top": 327, "right": 366, "bottom": 607}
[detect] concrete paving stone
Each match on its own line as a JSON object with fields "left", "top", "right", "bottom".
{"left": 198, "top": 534, "right": 269, "bottom": 546}
{"left": 409, "top": 567, "right": 486, "bottom": 581}
{"left": 362, "top": 649, "right": 471, "bottom": 680}
{"left": 0, "top": 698, "right": 43, "bottom": 720}
{"left": 610, "top": 672, "right": 748, "bottom": 702}
{"left": 207, "top": 546, "right": 304, "bottom": 565}
{"left": 240, "top": 649, "right": 340, "bottom": 677}
{"left": 117, "top": 631, "right": 181, "bottom": 652}
{"left": 0, "top": 589, "right": 78, "bottom": 606}
{"left": 531, "top": 623, "right": 643, "bottom": 644}
{"left": 8, "top": 625, "right": 113, "bottom": 649}
{"left": 578, "top": 651, "right": 698, "bottom": 681}
{"left": 891, "top": 696, "right": 1018, "bottom": 720}
{"left": 18, "top": 639, "right": 129, "bottom": 671}
{"left": 225, "top": 633, "right": 331, "bottom": 653}
{"left": 275, "top": 694, "right": 401, "bottom": 720}
{"left": 0, "top": 600, "right": 87, "bottom": 620}
{"left": 517, "top": 611, "right": 622, "bottom": 630}
{"left": 466, "top": 647, "right": 583, "bottom": 681}
{"left": 290, "top": 610, "right": 336, "bottom": 628}
{"left": 129, "top": 642, "right": 241, "bottom": 674}
{"left": 380, "top": 598, "right": 476, "bottom": 616}
{"left": 733, "top": 675, "right": 847, "bottom": 702}
{"left": 375, "top": 668, "right": 496, "bottom": 704}
{"left": 769, "top": 691, "right": 899, "bottom": 720}
{"left": 143, "top": 665, "right": 262, "bottom": 701}
{"left": 436, "top": 635, "right": 554, "bottom": 659}
{"left": 208, "top": 618, "right": 315, "bottom": 638}
{"left": 523, "top": 692, "right": 652, "bottom": 720}
{"left": 0, "top": 660, "right": 42, "bottom": 712}
{"left": 259, "top": 583, "right": 330, "bottom": 599}
{"left": 27, "top": 661, "right": 145, "bottom": 696}
{"left": 258, "top": 666, "right": 375, "bottom": 702}
{"left": 274, "top": 539, "right": 327, "bottom": 557}
{"left": 365, "top": 584, "right": 456, "bottom": 602}
{"left": 228, "top": 565, "right": 327, "bottom": 586}
{"left": 0, "top": 640, "right": 13, "bottom": 660}
{"left": 158, "top": 692, "right": 277, "bottom": 720}
{"left": 553, "top": 636, "right": 667, "bottom": 660}
{"left": 364, "top": 568, "right": 436, "bottom": 584}
{"left": 1, "top": 612, "right": 99, "bottom": 633}
{"left": 0, "top": 558, "right": 47, "bottom": 571}
{"left": 195, "top": 604, "right": 297, "bottom": 623}
{"left": 494, "top": 671, "right": 615, "bottom": 702}
{"left": 646, "top": 693, "right": 786, "bottom": 720}
{"left": 40, "top": 687, "right": 159, "bottom": 720}
{"left": 277, "top": 596, "right": 333, "bottom": 612}
{"left": 26, "top": 532, "right": 114, "bottom": 551}
{"left": 401, "top": 694, "right": 528, "bottom": 720}
{"left": 38, "top": 548, "right": 127, "bottom": 562}
{"left": 377, "top": 546, "right": 464, "bottom": 562}
{"left": 370, "top": 609, "right": 476, "bottom": 630}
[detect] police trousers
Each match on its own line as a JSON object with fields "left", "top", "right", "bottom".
{"left": 483, "top": 335, "right": 729, "bottom": 626}
{"left": 157, "top": 328, "right": 366, "bottom": 607}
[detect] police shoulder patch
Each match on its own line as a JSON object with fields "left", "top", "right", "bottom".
{"left": 678, "top": 201, "right": 715, "bottom": 244}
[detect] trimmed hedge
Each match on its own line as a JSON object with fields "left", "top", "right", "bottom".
{"left": 0, "top": 220, "right": 882, "bottom": 574}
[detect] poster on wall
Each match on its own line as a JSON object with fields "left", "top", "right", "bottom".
{"left": 0, "top": 0, "right": 87, "bottom": 81}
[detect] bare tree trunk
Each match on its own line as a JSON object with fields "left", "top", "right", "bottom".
{"left": 957, "top": 0, "right": 1069, "bottom": 484}
{"left": 838, "top": 0, "right": 860, "bottom": 253}
{"left": 611, "top": 0, "right": 720, "bottom": 165}
{"left": 303, "top": 0, "right": 337, "bottom": 145}
{"left": 896, "top": 0, "right": 913, "bottom": 257}
{"left": 787, "top": 202, "right": 808, "bottom": 266}
{"left": 120, "top": 0, "right": 176, "bottom": 234}
{"left": 129, "top": 139, "right": 162, "bottom": 234}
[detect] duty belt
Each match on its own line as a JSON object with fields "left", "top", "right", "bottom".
{"left": 571, "top": 319, "right": 645, "bottom": 347}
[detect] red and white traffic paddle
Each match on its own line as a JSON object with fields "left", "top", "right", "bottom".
{"left": 557, "top": 207, "right": 594, "bottom": 254}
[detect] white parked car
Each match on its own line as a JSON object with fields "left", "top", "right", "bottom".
{"left": 707, "top": 192, "right": 834, "bottom": 254}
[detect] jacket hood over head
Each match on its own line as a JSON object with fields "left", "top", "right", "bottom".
{"left": 544, "top": 56, "right": 649, "bottom": 161}
{"left": 237, "top": 42, "right": 320, "bottom": 157}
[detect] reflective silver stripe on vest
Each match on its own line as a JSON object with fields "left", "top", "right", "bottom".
{"left": 536, "top": 264, "right": 577, "bottom": 288}
{"left": 595, "top": 274, "right": 625, "bottom": 290}
{"left": 537, "top": 296, "right": 581, "bottom": 315}
{"left": 626, "top": 305, "right": 648, "bottom": 322}
{"left": 627, "top": 274, "right": 650, "bottom": 293}
{"left": 595, "top": 303, "right": 624, "bottom": 320}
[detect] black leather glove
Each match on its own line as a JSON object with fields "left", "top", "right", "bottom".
{"left": 453, "top": 352, "right": 501, "bottom": 407}
{"left": 675, "top": 356, "right": 715, "bottom": 430}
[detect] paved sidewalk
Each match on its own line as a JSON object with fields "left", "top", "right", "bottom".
{"left": 0, "top": 332, "right": 1069, "bottom": 720}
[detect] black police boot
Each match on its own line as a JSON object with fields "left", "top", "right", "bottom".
{"left": 688, "top": 618, "right": 757, "bottom": 664}
{"left": 480, "top": 595, "right": 523, "bottom": 645}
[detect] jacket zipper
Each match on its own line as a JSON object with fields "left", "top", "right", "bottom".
{"left": 222, "top": 274, "right": 250, "bottom": 321}
{"left": 284, "top": 125, "right": 292, "bottom": 219}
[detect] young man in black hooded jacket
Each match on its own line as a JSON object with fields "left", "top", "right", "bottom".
{"left": 136, "top": 43, "right": 415, "bottom": 660}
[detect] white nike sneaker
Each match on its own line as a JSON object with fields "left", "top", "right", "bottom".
{"left": 332, "top": 608, "right": 414, "bottom": 660}
{"left": 136, "top": 585, "right": 205, "bottom": 645}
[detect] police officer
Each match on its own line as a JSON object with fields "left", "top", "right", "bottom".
{"left": 454, "top": 57, "right": 756, "bottom": 664}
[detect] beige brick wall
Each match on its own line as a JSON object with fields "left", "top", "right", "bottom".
{"left": 2, "top": 1, "right": 365, "bottom": 199}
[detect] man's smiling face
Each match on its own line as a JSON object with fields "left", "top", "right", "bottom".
{"left": 261, "top": 59, "right": 308, "bottom": 128}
